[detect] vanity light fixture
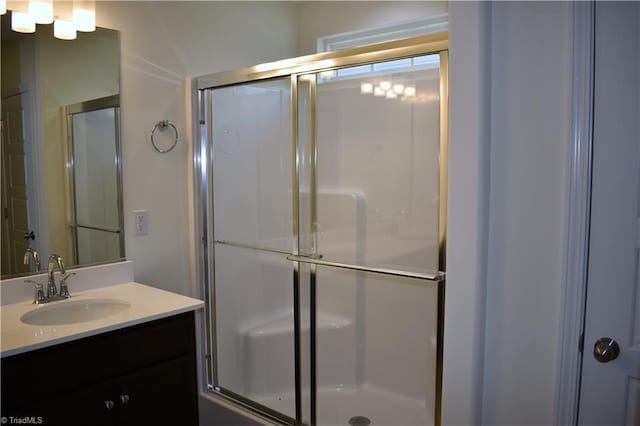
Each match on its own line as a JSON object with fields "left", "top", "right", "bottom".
{"left": 5, "top": 0, "right": 96, "bottom": 39}
{"left": 54, "top": 18, "right": 76, "bottom": 40}
{"left": 29, "top": 0, "right": 53, "bottom": 24}
{"left": 379, "top": 81, "right": 391, "bottom": 91}
{"left": 11, "top": 10, "right": 36, "bottom": 33}
{"left": 72, "top": 0, "right": 95, "bottom": 32}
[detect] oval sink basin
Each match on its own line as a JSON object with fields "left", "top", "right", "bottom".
{"left": 20, "top": 298, "right": 131, "bottom": 326}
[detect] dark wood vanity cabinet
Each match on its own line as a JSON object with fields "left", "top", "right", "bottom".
{"left": 1, "top": 312, "right": 198, "bottom": 426}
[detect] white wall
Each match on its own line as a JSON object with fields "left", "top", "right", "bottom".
{"left": 482, "top": 2, "right": 571, "bottom": 424}
{"left": 88, "top": 2, "right": 573, "bottom": 425}
{"left": 444, "top": 2, "right": 492, "bottom": 423}
{"left": 95, "top": 1, "right": 297, "bottom": 295}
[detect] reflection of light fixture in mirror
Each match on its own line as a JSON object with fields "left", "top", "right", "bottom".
{"left": 374, "top": 86, "right": 386, "bottom": 97}
{"left": 54, "top": 19, "right": 77, "bottom": 40}
{"left": 29, "top": 0, "right": 53, "bottom": 24}
{"left": 361, "top": 81, "right": 418, "bottom": 101}
{"left": 361, "top": 82, "right": 373, "bottom": 94}
{"left": 11, "top": 11, "right": 35, "bottom": 33}
{"left": 73, "top": 0, "right": 95, "bottom": 32}
{"left": 404, "top": 86, "right": 416, "bottom": 97}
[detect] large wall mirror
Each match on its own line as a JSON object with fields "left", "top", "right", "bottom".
{"left": 1, "top": 15, "right": 122, "bottom": 279}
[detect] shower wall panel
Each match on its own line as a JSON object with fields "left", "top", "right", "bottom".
{"left": 211, "top": 79, "right": 295, "bottom": 418}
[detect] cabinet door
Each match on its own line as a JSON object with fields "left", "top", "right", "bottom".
{"left": 28, "top": 380, "right": 116, "bottom": 426}
{"left": 115, "top": 356, "right": 197, "bottom": 426}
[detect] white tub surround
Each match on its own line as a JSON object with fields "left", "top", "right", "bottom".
{"left": 1, "top": 261, "right": 203, "bottom": 357}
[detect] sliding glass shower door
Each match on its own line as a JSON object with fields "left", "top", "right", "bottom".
{"left": 208, "top": 78, "right": 296, "bottom": 420}
{"left": 298, "top": 54, "right": 446, "bottom": 426}
{"left": 197, "top": 34, "right": 448, "bottom": 426}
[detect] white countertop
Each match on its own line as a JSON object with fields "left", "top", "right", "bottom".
{"left": 1, "top": 282, "right": 204, "bottom": 358}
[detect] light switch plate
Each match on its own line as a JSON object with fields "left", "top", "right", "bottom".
{"left": 133, "top": 210, "right": 148, "bottom": 236}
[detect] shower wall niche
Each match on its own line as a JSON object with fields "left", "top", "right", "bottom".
{"left": 195, "top": 33, "right": 448, "bottom": 426}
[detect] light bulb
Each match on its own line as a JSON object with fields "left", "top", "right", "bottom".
{"left": 386, "top": 91, "right": 397, "bottom": 99}
{"left": 361, "top": 83, "right": 373, "bottom": 94}
{"left": 29, "top": 0, "right": 53, "bottom": 24}
{"left": 379, "top": 81, "right": 391, "bottom": 91}
{"left": 393, "top": 84, "right": 404, "bottom": 94}
{"left": 54, "top": 19, "right": 77, "bottom": 40}
{"left": 374, "top": 86, "right": 386, "bottom": 97}
{"left": 404, "top": 87, "right": 416, "bottom": 97}
{"left": 73, "top": 0, "right": 96, "bottom": 32}
{"left": 12, "top": 11, "right": 36, "bottom": 33}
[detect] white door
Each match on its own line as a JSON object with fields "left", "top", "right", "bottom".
{"left": 1, "top": 93, "right": 35, "bottom": 275}
{"left": 578, "top": 2, "right": 640, "bottom": 424}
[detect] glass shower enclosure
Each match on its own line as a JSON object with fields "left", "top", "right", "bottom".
{"left": 195, "top": 33, "right": 448, "bottom": 426}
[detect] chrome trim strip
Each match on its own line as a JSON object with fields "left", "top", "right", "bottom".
{"left": 286, "top": 255, "right": 445, "bottom": 282}
{"left": 67, "top": 223, "right": 121, "bottom": 234}
{"left": 203, "top": 88, "right": 218, "bottom": 386}
{"left": 196, "top": 33, "right": 448, "bottom": 90}
{"left": 114, "top": 106, "right": 125, "bottom": 260}
{"left": 309, "top": 75, "right": 318, "bottom": 426}
{"left": 291, "top": 75, "right": 303, "bottom": 424}
{"left": 192, "top": 84, "right": 212, "bottom": 391}
{"left": 435, "top": 49, "right": 449, "bottom": 426}
{"left": 64, "top": 94, "right": 119, "bottom": 114}
{"left": 438, "top": 50, "right": 449, "bottom": 273}
{"left": 213, "top": 240, "right": 293, "bottom": 256}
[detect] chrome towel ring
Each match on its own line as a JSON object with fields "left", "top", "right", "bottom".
{"left": 150, "top": 120, "right": 178, "bottom": 153}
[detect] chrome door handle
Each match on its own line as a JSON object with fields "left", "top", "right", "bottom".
{"left": 105, "top": 400, "right": 115, "bottom": 410}
{"left": 593, "top": 337, "right": 620, "bottom": 363}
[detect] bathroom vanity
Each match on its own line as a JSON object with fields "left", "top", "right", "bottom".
{"left": 2, "top": 312, "right": 197, "bottom": 426}
{"left": 0, "top": 261, "right": 204, "bottom": 426}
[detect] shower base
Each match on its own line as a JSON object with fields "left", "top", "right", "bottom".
{"left": 256, "top": 383, "right": 433, "bottom": 426}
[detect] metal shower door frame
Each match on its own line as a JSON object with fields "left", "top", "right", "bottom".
{"left": 194, "top": 32, "right": 449, "bottom": 426}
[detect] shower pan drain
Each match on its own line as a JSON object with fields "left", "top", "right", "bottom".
{"left": 348, "top": 416, "right": 371, "bottom": 426}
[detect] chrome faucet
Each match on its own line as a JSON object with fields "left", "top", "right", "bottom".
{"left": 47, "top": 254, "right": 66, "bottom": 299}
{"left": 23, "top": 248, "right": 41, "bottom": 272}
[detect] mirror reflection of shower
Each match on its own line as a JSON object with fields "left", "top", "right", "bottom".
{"left": 65, "top": 95, "right": 124, "bottom": 266}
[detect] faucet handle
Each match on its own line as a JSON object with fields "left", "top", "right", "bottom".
{"left": 59, "top": 272, "right": 76, "bottom": 299}
{"left": 24, "top": 279, "right": 47, "bottom": 304}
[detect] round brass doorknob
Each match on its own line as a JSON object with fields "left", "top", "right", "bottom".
{"left": 593, "top": 337, "right": 620, "bottom": 363}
